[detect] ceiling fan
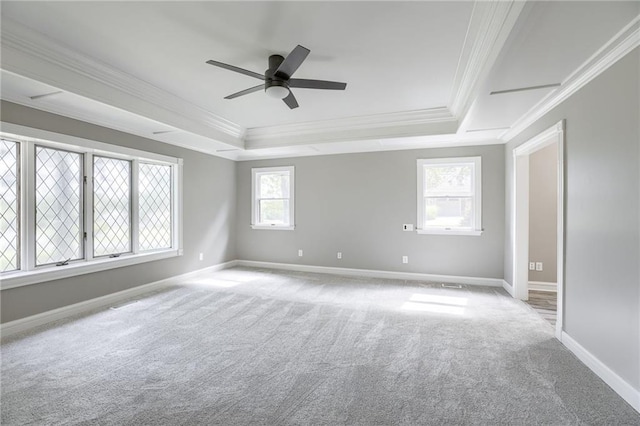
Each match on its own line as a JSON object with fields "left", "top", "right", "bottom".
{"left": 206, "top": 45, "right": 347, "bottom": 109}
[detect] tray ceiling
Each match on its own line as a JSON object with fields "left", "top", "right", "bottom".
{"left": 1, "top": 1, "right": 638, "bottom": 160}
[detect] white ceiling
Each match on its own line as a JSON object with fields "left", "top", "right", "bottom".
{"left": 1, "top": 1, "right": 638, "bottom": 161}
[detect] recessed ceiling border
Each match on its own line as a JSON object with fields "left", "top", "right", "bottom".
{"left": 449, "top": 0, "right": 526, "bottom": 121}
{"left": 500, "top": 14, "right": 640, "bottom": 142}
{"left": 244, "top": 107, "right": 458, "bottom": 149}
{"left": 0, "top": 18, "right": 244, "bottom": 147}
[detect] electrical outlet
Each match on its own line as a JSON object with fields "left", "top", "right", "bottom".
{"left": 402, "top": 224, "right": 414, "bottom": 231}
{"left": 199, "top": 253, "right": 204, "bottom": 261}
{"left": 529, "top": 262, "right": 535, "bottom": 270}
{"left": 402, "top": 256, "right": 408, "bottom": 264}
{"left": 535, "top": 262, "right": 543, "bottom": 271}
{"left": 298, "top": 249, "right": 303, "bottom": 257}
{"left": 337, "top": 252, "right": 342, "bottom": 259}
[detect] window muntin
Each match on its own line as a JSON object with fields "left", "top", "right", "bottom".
{"left": 139, "top": 163, "right": 172, "bottom": 251}
{"left": 0, "top": 124, "right": 183, "bottom": 289}
{"left": 0, "top": 139, "right": 19, "bottom": 272}
{"left": 251, "top": 166, "right": 294, "bottom": 229}
{"left": 417, "top": 157, "right": 481, "bottom": 234}
{"left": 35, "top": 146, "right": 83, "bottom": 266}
{"left": 93, "top": 156, "right": 132, "bottom": 257}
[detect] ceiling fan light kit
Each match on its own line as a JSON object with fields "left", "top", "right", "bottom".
{"left": 206, "top": 45, "right": 347, "bottom": 109}
{"left": 265, "top": 85, "right": 289, "bottom": 99}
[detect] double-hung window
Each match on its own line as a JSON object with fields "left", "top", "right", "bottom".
{"left": 251, "top": 166, "right": 294, "bottom": 230}
{"left": 0, "top": 123, "right": 183, "bottom": 289}
{"left": 417, "top": 157, "right": 482, "bottom": 236}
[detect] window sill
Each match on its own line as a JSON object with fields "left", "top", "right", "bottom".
{"left": 251, "top": 225, "right": 295, "bottom": 231}
{"left": 416, "top": 229, "right": 483, "bottom": 236}
{"left": 0, "top": 249, "right": 181, "bottom": 290}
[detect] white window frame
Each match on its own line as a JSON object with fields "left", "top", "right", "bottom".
{"left": 416, "top": 156, "right": 482, "bottom": 236}
{"left": 251, "top": 166, "right": 295, "bottom": 230}
{"left": 0, "top": 122, "right": 183, "bottom": 290}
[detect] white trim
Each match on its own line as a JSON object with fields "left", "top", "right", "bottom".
{"left": 513, "top": 122, "right": 562, "bottom": 156}
{"left": 512, "top": 120, "right": 565, "bottom": 340}
{"left": 416, "top": 229, "right": 483, "bottom": 236}
{"left": 236, "top": 260, "right": 504, "bottom": 287}
{"left": 250, "top": 225, "right": 295, "bottom": 231}
{"left": 513, "top": 152, "right": 530, "bottom": 300}
{"left": 175, "top": 158, "right": 184, "bottom": 255}
{"left": 502, "top": 279, "right": 515, "bottom": 297}
{"left": 0, "top": 260, "right": 239, "bottom": 339}
{"left": 450, "top": 1, "right": 526, "bottom": 120}
{"left": 1, "top": 250, "right": 180, "bottom": 290}
{"left": 528, "top": 281, "right": 557, "bottom": 292}
{"left": 244, "top": 108, "right": 457, "bottom": 149}
{"left": 562, "top": 332, "right": 640, "bottom": 413}
{"left": 502, "top": 15, "right": 640, "bottom": 142}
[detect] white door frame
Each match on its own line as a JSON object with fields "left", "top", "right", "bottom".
{"left": 512, "top": 120, "right": 565, "bottom": 340}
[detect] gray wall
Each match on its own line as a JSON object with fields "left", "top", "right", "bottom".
{"left": 0, "top": 101, "right": 237, "bottom": 323}
{"left": 504, "top": 49, "right": 640, "bottom": 389}
{"left": 528, "top": 143, "right": 558, "bottom": 283}
{"left": 236, "top": 145, "right": 505, "bottom": 279}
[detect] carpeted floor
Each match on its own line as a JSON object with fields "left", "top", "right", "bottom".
{"left": 1, "top": 267, "right": 639, "bottom": 425}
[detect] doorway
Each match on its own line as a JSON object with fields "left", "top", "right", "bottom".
{"left": 512, "top": 121, "right": 564, "bottom": 340}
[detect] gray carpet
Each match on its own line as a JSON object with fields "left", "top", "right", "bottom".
{"left": 1, "top": 267, "right": 639, "bottom": 425}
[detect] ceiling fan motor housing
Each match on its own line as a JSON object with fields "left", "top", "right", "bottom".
{"left": 265, "top": 54, "right": 290, "bottom": 98}
{"left": 266, "top": 55, "right": 289, "bottom": 85}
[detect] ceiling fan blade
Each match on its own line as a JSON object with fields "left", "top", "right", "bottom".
{"left": 289, "top": 79, "right": 347, "bottom": 90}
{"left": 206, "top": 60, "right": 264, "bottom": 80}
{"left": 275, "top": 45, "right": 310, "bottom": 79}
{"left": 224, "top": 84, "right": 264, "bottom": 99}
{"left": 282, "top": 91, "right": 299, "bottom": 109}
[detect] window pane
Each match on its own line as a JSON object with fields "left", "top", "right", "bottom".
{"left": 424, "top": 164, "right": 473, "bottom": 196}
{"left": 139, "top": 163, "right": 172, "bottom": 251}
{"left": 35, "top": 146, "right": 83, "bottom": 265}
{"left": 259, "top": 173, "right": 290, "bottom": 198}
{"left": 259, "top": 199, "right": 289, "bottom": 225}
{"left": 93, "top": 157, "right": 131, "bottom": 256}
{"left": 1, "top": 140, "right": 19, "bottom": 271}
{"left": 424, "top": 197, "right": 473, "bottom": 228}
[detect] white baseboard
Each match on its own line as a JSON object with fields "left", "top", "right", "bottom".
{"left": 236, "top": 260, "right": 504, "bottom": 287}
{"left": 502, "top": 279, "right": 515, "bottom": 296}
{"left": 0, "top": 260, "right": 238, "bottom": 339}
{"left": 528, "top": 281, "right": 557, "bottom": 292}
{"left": 561, "top": 331, "right": 640, "bottom": 412}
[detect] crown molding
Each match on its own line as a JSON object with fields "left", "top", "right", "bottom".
{"left": 0, "top": 18, "right": 244, "bottom": 148}
{"left": 243, "top": 107, "right": 458, "bottom": 149}
{"left": 1, "top": 91, "right": 242, "bottom": 161}
{"left": 449, "top": 0, "right": 526, "bottom": 121}
{"left": 501, "top": 14, "right": 640, "bottom": 142}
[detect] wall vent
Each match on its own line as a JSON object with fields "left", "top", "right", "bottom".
{"left": 441, "top": 283, "right": 463, "bottom": 289}
{"left": 110, "top": 300, "right": 139, "bottom": 310}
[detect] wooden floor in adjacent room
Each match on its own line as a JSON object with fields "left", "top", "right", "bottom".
{"left": 526, "top": 290, "right": 557, "bottom": 327}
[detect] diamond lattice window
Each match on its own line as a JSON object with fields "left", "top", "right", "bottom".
{"left": 139, "top": 163, "right": 172, "bottom": 251}
{"left": 35, "top": 146, "right": 83, "bottom": 266}
{"left": 1, "top": 140, "right": 19, "bottom": 272}
{"left": 93, "top": 156, "right": 131, "bottom": 257}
